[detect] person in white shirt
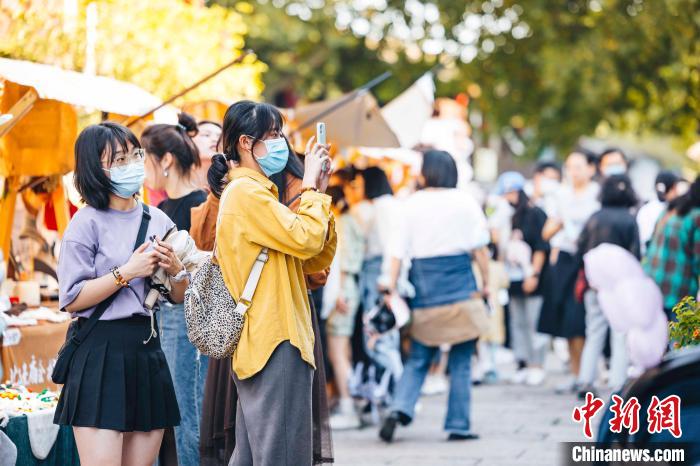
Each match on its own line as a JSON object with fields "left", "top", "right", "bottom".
{"left": 353, "top": 167, "right": 403, "bottom": 386}
{"left": 636, "top": 170, "right": 682, "bottom": 254}
{"left": 540, "top": 149, "right": 599, "bottom": 393}
{"left": 526, "top": 161, "right": 562, "bottom": 210}
{"left": 379, "top": 150, "right": 490, "bottom": 443}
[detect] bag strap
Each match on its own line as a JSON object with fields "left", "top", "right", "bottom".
{"left": 71, "top": 203, "right": 151, "bottom": 344}
{"left": 235, "top": 248, "right": 269, "bottom": 315}
{"left": 284, "top": 193, "right": 301, "bottom": 208}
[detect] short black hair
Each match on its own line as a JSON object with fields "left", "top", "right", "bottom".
{"left": 361, "top": 167, "right": 393, "bottom": 200}
{"left": 326, "top": 185, "right": 349, "bottom": 213}
{"left": 73, "top": 122, "right": 141, "bottom": 210}
{"left": 570, "top": 147, "right": 598, "bottom": 166}
{"left": 599, "top": 147, "right": 627, "bottom": 165}
{"left": 672, "top": 175, "right": 700, "bottom": 217}
{"left": 654, "top": 170, "right": 680, "bottom": 202}
{"left": 421, "top": 150, "right": 458, "bottom": 188}
{"left": 600, "top": 174, "right": 637, "bottom": 208}
{"left": 534, "top": 160, "right": 562, "bottom": 176}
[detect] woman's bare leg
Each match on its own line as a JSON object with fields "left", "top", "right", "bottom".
{"left": 73, "top": 427, "right": 122, "bottom": 466}
{"left": 568, "top": 337, "right": 585, "bottom": 376}
{"left": 122, "top": 429, "right": 165, "bottom": 466}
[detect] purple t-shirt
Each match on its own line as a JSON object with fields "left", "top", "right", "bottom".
{"left": 58, "top": 204, "right": 174, "bottom": 320}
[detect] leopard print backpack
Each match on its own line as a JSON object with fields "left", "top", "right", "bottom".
{"left": 184, "top": 183, "right": 269, "bottom": 359}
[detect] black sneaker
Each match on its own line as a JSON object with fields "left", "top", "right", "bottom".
{"left": 379, "top": 415, "right": 398, "bottom": 443}
{"left": 447, "top": 433, "right": 480, "bottom": 441}
{"left": 577, "top": 385, "right": 598, "bottom": 400}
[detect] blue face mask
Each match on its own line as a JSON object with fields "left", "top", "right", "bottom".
{"left": 603, "top": 164, "right": 627, "bottom": 177}
{"left": 254, "top": 137, "right": 289, "bottom": 177}
{"left": 105, "top": 161, "right": 145, "bottom": 198}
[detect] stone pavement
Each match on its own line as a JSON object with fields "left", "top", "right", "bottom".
{"left": 332, "top": 356, "right": 598, "bottom": 466}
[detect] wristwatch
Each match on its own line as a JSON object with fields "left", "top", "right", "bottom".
{"left": 169, "top": 267, "right": 190, "bottom": 283}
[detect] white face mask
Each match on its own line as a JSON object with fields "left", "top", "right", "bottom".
{"left": 540, "top": 178, "right": 560, "bottom": 195}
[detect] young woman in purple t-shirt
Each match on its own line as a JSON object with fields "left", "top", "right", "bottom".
{"left": 53, "top": 122, "right": 186, "bottom": 466}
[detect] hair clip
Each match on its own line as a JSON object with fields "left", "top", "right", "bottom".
{"left": 176, "top": 123, "right": 187, "bottom": 131}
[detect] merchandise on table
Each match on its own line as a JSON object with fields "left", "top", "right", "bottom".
{"left": 0, "top": 384, "right": 59, "bottom": 420}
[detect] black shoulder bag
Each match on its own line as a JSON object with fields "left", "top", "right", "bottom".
{"left": 52, "top": 204, "right": 151, "bottom": 384}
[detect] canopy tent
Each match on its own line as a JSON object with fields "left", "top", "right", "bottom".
{"left": 0, "top": 58, "right": 173, "bottom": 261}
{"left": 287, "top": 92, "right": 400, "bottom": 149}
{"left": 380, "top": 72, "right": 435, "bottom": 149}
{"left": 355, "top": 147, "right": 422, "bottom": 171}
{"left": 0, "top": 58, "right": 168, "bottom": 117}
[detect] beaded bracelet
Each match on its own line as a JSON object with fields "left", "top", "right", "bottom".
{"left": 110, "top": 267, "right": 129, "bottom": 288}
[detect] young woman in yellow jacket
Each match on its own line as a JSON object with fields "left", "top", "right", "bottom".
{"left": 215, "top": 101, "right": 336, "bottom": 466}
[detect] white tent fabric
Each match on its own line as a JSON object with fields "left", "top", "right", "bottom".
{"left": 381, "top": 73, "right": 435, "bottom": 149}
{"left": 289, "top": 92, "right": 399, "bottom": 148}
{"left": 356, "top": 147, "right": 422, "bottom": 170}
{"left": 0, "top": 58, "right": 165, "bottom": 117}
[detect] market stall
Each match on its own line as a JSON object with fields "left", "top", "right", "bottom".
{"left": 0, "top": 384, "right": 75, "bottom": 465}
{"left": 0, "top": 57, "right": 172, "bottom": 464}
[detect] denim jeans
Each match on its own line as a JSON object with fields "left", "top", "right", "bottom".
{"left": 578, "top": 290, "right": 628, "bottom": 390}
{"left": 391, "top": 338, "right": 477, "bottom": 435}
{"left": 360, "top": 257, "right": 403, "bottom": 380}
{"left": 159, "top": 302, "right": 209, "bottom": 466}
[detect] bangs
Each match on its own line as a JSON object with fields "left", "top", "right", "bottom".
{"left": 252, "top": 103, "right": 284, "bottom": 137}
{"left": 103, "top": 122, "right": 141, "bottom": 163}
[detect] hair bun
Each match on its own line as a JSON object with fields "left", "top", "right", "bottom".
{"left": 177, "top": 112, "right": 198, "bottom": 135}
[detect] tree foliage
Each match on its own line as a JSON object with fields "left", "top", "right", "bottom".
{"left": 0, "top": 0, "right": 265, "bottom": 105}
{"left": 2, "top": 0, "right": 697, "bottom": 156}
{"left": 216, "top": 0, "right": 700, "bottom": 155}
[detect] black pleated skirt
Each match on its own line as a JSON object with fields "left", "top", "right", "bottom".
{"left": 53, "top": 315, "right": 180, "bottom": 432}
{"left": 537, "top": 251, "right": 586, "bottom": 339}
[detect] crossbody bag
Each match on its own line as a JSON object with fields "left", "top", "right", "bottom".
{"left": 51, "top": 204, "right": 151, "bottom": 384}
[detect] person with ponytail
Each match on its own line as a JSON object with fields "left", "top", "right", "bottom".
{"left": 211, "top": 100, "right": 336, "bottom": 466}
{"left": 141, "top": 112, "right": 208, "bottom": 466}
{"left": 189, "top": 152, "right": 236, "bottom": 253}
{"left": 196, "top": 145, "right": 334, "bottom": 465}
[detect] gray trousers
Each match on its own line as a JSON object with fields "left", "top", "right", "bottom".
{"left": 578, "top": 290, "right": 628, "bottom": 389}
{"left": 229, "top": 341, "right": 314, "bottom": 466}
{"left": 509, "top": 295, "right": 549, "bottom": 366}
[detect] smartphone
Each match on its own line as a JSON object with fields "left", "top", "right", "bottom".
{"left": 316, "top": 121, "right": 326, "bottom": 145}
{"left": 317, "top": 121, "right": 330, "bottom": 173}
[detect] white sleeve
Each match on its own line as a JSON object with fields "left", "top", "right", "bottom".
{"left": 388, "top": 198, "right": 410, "bottom": 260}
{"left": 465, "top": 196, "right": 490, "bottom": 250}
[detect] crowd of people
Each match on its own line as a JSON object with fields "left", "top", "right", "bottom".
{"left": 50, "top": 98, "right": 699, "bottom": 466}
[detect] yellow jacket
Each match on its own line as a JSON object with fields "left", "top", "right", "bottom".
{"left": 217, "top": 167, "right": 337, "bottom": 379}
